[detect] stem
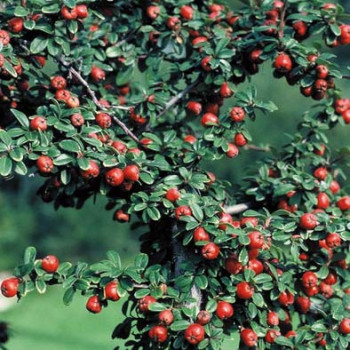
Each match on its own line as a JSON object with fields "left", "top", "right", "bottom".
{"left": 278, "top": 1, "right": 288, "bottom": 39}
{"left": 156, "top": 79, "right": 200, "bottom": 119}
{"left": 225, "top": 203, "right": 250, "bottom": 215}
{"left": 343, "top": 75, "right": 350, "bottom": 80}
{"left": 57, "top": 57, "right": 140, "bottom": 144}
{"left": 244, "top": 144, "right": 271, "bottom": 152}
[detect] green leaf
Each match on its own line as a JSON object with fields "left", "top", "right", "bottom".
{"left": 30, "top": 37, "right": 49, "bottom": 54}
{"left": 11, "top": 109, "right": 29, "bottom": 128}
{"left": 191, "top": 203, "right": 204, "bottom": 222}
{"left": 0, "top": 156, "right": 12, "bottom": 177}
{"left": 107, "top": 251, "right": 121, "bottom": 268}
{"left": 148, "top": 302, "right": 167, "bottom": 312}
{"left": 170, "top": 320, "right": 191, "bottom": 331}
{"left": 3, "top": 60, "right": 17, "bottom": 78}
{"left": 24, "top": 246, "right": 37, "bottom": 264}
{"left": 35, "top": 279, "right": 47, "bottom": 294}
{"left": 275, "top": 336, "right": 294, "bottom": 347}
{"left": 134, "top": 254, "right": 149, "bottom": 269}
{"left": 63, "top": 287, "right": 76, "bottom": 306}
{"left": 195, "top": 275, "right": 208, "bottom": 290}
{"left": 59, "top": 140, "right": 82, "bottom": 153}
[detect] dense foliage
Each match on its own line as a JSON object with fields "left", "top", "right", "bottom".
{"left": 0, "top": 0, "right": 350, "bottom": 349}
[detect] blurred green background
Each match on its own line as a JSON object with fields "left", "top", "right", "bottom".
{"left": 1, "top": 0, "right": 350, "bottom": 349}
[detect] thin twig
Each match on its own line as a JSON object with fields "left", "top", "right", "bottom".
{"left": 343, "top": 75, "right": 350, "bottom": 80}
{"left": 244, "top": 144, "right": 271, "bottom": 152}
{"left": 225, "top": 203, "right": 250, "bottom": 215}
{"left": 156, "top": 79, "right": 200, "bottom": 118}
{"left": 116, "top": 26, "right": 141, "bottom": 47}
{"left": 57, "top": 57, "right": 140, "bottom": 143}
{"left": 278, "top": 1, "right": 288, "bottom": 39}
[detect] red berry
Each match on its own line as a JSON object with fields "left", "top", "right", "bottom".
{"left": 167, "top": 16, "right": 180, "bottom": 29}
{"left": 329, "top": 180, "right": 340, "bottom": 194}
{"left": 215, "top": 301, "right": 234, "bottom": 320}
{"left": 226, "top": 143, "right": 239, "bottom": 158}
{"left": 201, "top": 56, "right": 212, "bottom": 72}
{"left": 112, "top": 141, "right": 127, "bottom": 154}
{"left": 299, "top": 213, "right": 318, "bottom": 230}
{"left": 265, "top": 329, "right": 280, "bottom": 344}
{"left": 201, "top": 113, "right": 219, "bottom": 126}
{"left": 236, "top": 281, "right": 254, "bottom": 299}
{"left": 76, "top": 4, "right": 89, "bottom": 18}
{"left": 105, "top": 281, "right": 120, "bottom": 301}
{"left": 55, "top": 89, "right": 71, "bottom": 102}
{"left": 293, "top": 21, "right": 308, "bottom": 38}
{"left": 342, "top": 110, "right": 350, "bottom": 124}
{"left": 339, "top": 318, "right": 350, "bottom": 334}
{"left": 41, "top": 255, "right": 59, "bottom": 273}
{"left": 30, "top": 116, "right": 47, "bottom": 131}
{"left": 37, "top": 155, "right": 54, "bottom": 174}
{"left": 8, "top": 18, "right": 24, "bottom": 33}
{"left": 138, "top": 295, "right": 156, "bottom": 313}
{"left": 335, "top": 98, "right": 350, "bottom": 114}
{"left": 146, "top": 6, "right": 160, "bottom": 20}
{"left": 149, "top": 325, "right": 167, "bottom": 343}
{"left": 175, "top": 205, "right": 192, "bottom": 219}
{"left": 220, "top": 82, "right": 233, "bottom": 98}
{"left": 340, "top": 25, "right": 350, "bottom": 45}
{"left": 123, "top": 165, "right": 140, "bottom": 182}
{"left": 323, "top": 271, "right": 337, "bottom": 285}
{"left": 95, "top": 112, "right": 111, "bottom": 129}
{"left": 319, "top": 281, "right": 333, "bottom": 298}
{"left": 248, "top": 231, "right": 264, "bottom": 249}
{"left": 201, "top": 242, "right": 220, "bottom": 260}
{"left": 90, "top": 66, "right": 105, "bottom": 82}
{"left": 193, "top": 227, "right": 210, "bottom": 242}
{"left": 186, "top": 101, "right": 202, "bottom": 115}
{"left": 71, "top": 113, "right": 84, "bottom": 127}
{"left": 323, "top": 3, "right": 337, "bottom": 10}
{"left": 241, "top": 217, "right": 258, "bottom": 227}
{"left": 317, "top": 192, "right": 330, "bottom": 209}
{"left": 278, "top": 291, "right": 294, "bottom": 306}
{"left": 326, "top": 232, "right": 341, "bottom": 248}
{"left": 0, "top": 30, "right": 10, "bottom": 46}
{"left": 286, "top": 330, "right": 296, "bottom": 338}
{"left": 184, "top": 135, "right": 197, "bottom": 144}
{"left": 1, "top": 278, "right": 19, "bottom": 298}
{"left": 180, "top": 6, "right": 194, "bottom": 20}
{"left": 267, "top": 311, "right": 279, "bottom": 326}
{"left": 105, "top": 168, "right": 124, "bottom": 186}
{"left": 61, "top": 6, "right": 78, "bottom": 20}
{"left": 86, "top": 295, "right": 102, "bottom": 313}
{"left": 81, "top": 160, "right": 100, "bottom": 179}
{"left": 225, "top": 257, "right": 242, "bottom": 275}
{"left": 274, "top": 53, "right": 293, "bottom": 73}
{"left": 302, "top": 271, "right": 318, "bottom": 288}
{"left": 184, "top": 324, "right": 205, "bottom": 345}
{"left": 166, "top": 188, "right": 181, "bottom": 202}
{"left": 159, "top": 310, "right": 174, "bottom": 326}
{"left": 314, "top": 167, "right": 328, "bottom": 180}
{"left": 197, "top": 310, "right": 211, "bottom": 325}
{"left": 337, "top": 196, "right": 350, "bottom": 211}
{"left": 316, "top": 65, "right": 329, "bottom": 79}
{"left": 234, "top": 133, "right": 247, "bottom": 147}
{"left": 295, "top": 296, "right": 311, "bottom": 314}
{"left": 240, "top": 328, "right": 258, "bottom": 347}
{"left": 230, "top": 107, "right": 245, "bottom": 122}
{"left": 66, "top": 96, "right": 80, "bottom": 108}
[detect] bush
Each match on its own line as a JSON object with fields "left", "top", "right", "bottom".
{"left": 0, "top": 0, "right": 350, "bottom": 349}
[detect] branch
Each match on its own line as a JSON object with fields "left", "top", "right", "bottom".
{"left": 278, "top": 1, "right": 288, "bottom": 39}
{"left": 57, "top": 57, "right": 140, "bottom": 144}
{"left": 244, "top": 144, "right": 271, "bottom": 152}
{"left": 156, "top": 79, "right": 200, "bottom": 118}
{"left": 343, "top": 75, "right": 350, "bottom": 80}
{"left": 225, "top": 203, "right": 250, "bottom": 215}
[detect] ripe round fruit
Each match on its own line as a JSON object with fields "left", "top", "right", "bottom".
{"left": 123, "top": 164, "right": 140, "bottom": 182}
{"left": 299, "top": 213, "right": 318, "bottom": 230}
{"left": 30, "top": 116, "right": 47, "bottom": 131}
{"left": 335, "top": 98, "right": 350, "bottom": 114}
{"left": 317, "top": 192, "right": 330, "bottom": 209}
{"left": 226, "top": 143, "right": 239, "bottom": 158}
{"left": 159, "top": 309, "right": 174, "bottom": 326}
{"left": 90, "top": 66, "right": 105, "bottom": 82}
{"left": 274, "top": 53, "right": 293, "bottom": 73}
{"left": 114, "top": 209, "right": 130, "bottom": 222}
{"left": 314, "top": 167, "right": 328, "bottom": 180}
{"left": 230, "top": 106, "right": 245, "bottom": 122}
{"left": 71, "top": 113, "right": 84, "bottom": 127}
{"left": 0, "top": 30, "right": 10, "bottom": 46}
{"left": 197, "top": 310, "right": 211, "bottom": 325}
{"left": 240, "top": 328, "right": 258, "bottom": 347}
{"left": 112, "top": 141, "right": 127, "bottom": 154}
{"left": 186, "top": 101, "right": 202, "bottom": 115}
{"left": 193, "top": 227, "right": 209, "bottom": 242}
{"left": 326, "top": 232, "right": 341, "bottom": 248}
{"left": 278, "top": 291, "right": 294, "bottom": 306}
{"left": 215, "top": 301, "right": 234, "bottom": 320}
{"left": 76, "top": 4, "right": 89, "bottom": 18}
{"left": 220, "top": 82, "right": 233, "bottom": 98}
{"left": 339, "top": 318, "right": 350, "bottom": 334}
{"left": 105, "top": 281, "right": 120, "bottom": 301}
{"left": 225, "top": 257, "right": 242, "bottom": 275}
{"left": 149, "top": 325, "right": 167, "bottom": 343}
{"left": 61, "top": 6, "right": 78, "bottom": 20}
{"left": 81, "top": 160, "right": 100, "bottom": 179}
{"left": 184, "top": 135, "right": 197, "bottom": 144}
{"left": 165, "top": 188, "right": 180, "bottom": 202}
{"left": 219, "top": 212, "right": 233, "bottom": 230}
{"left": 337, "top": 196, "right": 350, "bottom": 211}
{"left": 329, "top": 180, "right": 340, "bottom": 194}
{"left": 51, "top": 76, "right": 67, "bottom": 90}
{"left": 1, "top": 277, "right": 19, "bottom": 298}
{"left": 175, "top": 205, "right": 192, "bottom": 219}
{"left": 184, "top": 324, "right": 205, "bottom": 345}
{"left": 247, "top": 258, "right": 264, "bottom": 275}
{"left": 41, "top": 255, "right": 59, "bottom": 273}
{"left": 340, "top": 25, "right": 350, "bottom": 45}
{"left": 201, "top": 113, "right": 219, "bottom": 127}
{"left": 138, "top": 295, "right": 156, "bottom": 313}
{"left": 241, "top": 217, "right": 258, "bottom": 227}
{"left": 8, "top": 18, "right": 24, "bottom": 33}
{"left": 37, "top": 155, "right": 54, "bottom": 174}
{"left": 323, "top": 271, "right": 337, "bottom": 285}
{"left": 180, "top": 5, "right": 194, "bottom": 20}
{"left": 96, "top": 112, "right": 112, "bottom": 129}
{"left": 267, "top": 311, "right": 279, "bottom": 326}
{"left": 342, "top": 110, "right": 350, "bottom": 124}
{"left": 201, "top": 242, "right": 220, "bottom": 260}
{"left": 66, "top": 96, "right": 80, "bottom": 108}
{"left": 296, "top": 296, "right": 311, "bottom": 314}
{"left": 248, "top": 231, "right": 264, "bottom": 249}
{"left": 146, "top": 6, "right": 160, "bottom": 20}
{"left": 234, "top": 133, "right": 247, "bottom": 147}
{"left": 86, "top": 295, "right": 102, "bottom": 313}
{"left": 302, "top": 271, "right": 318, "bottom": 288}
{"left": 265, "top": 329, "right": 280, "bottom": 344}
{"left": 55, "top": 89, "right": 71, "bottom": 102}
{"left": 236, "top": 281, "right": 254, "bottom": 299}
{"left": 201, "top": 56, "right": 212, "bottom": 72}
{"left": 316, "top": 65, "right": 329, "bottom": 79}
{"left": 105, "top": 168, "right": 124, "bottom": 186}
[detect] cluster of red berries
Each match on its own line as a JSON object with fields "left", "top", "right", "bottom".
{"left": 61, "top": 5, "right": 89, "bottom": 21}
{"left": 334, "top": 97, "right": 350, "bottom": 124}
